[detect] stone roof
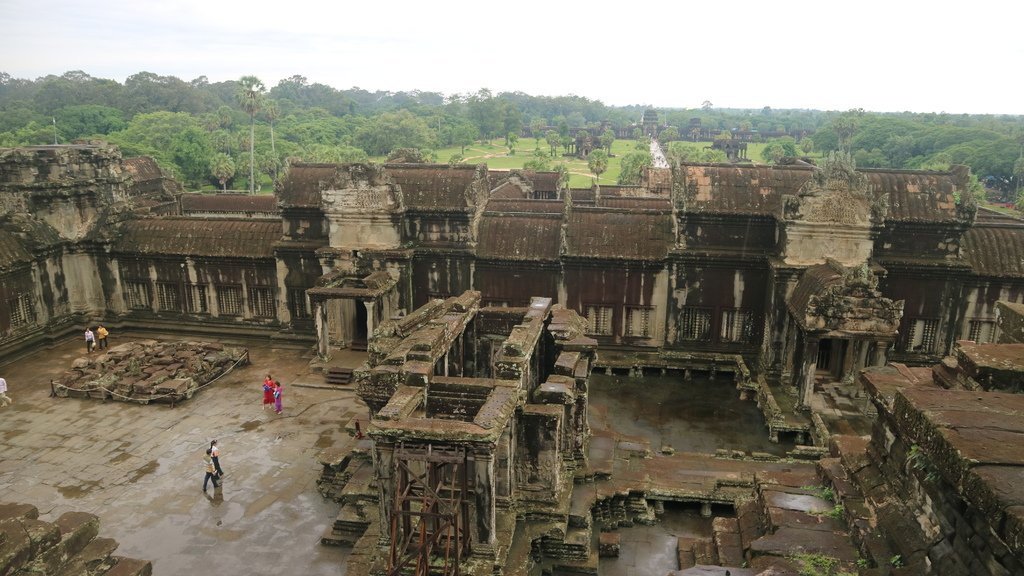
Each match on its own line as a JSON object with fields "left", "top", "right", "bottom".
{"left": 180, "top": 193, "right": 278, "bottom": 213}
{"left": 122, "top": 156, "right": 165, "bottom": 182}
{"left": 600, "top": 196, "right": 672, "bottom": 210}
{"left": 484, "top": 199, "right": 563, "bottom": 213}
{"left": 477, "top": 213, "right": 562, "bottom": 261}
{"left": 0, "top": 228, "right": 32, "bottom": 269}
{"left": 488, "top": 170, "right": 561, "bottom": 195}
{"left": 564, "top": 207, "right": 674, "bottom": 260}
{"left": 385, "top": 164, "right": 481, "bottom": 211}
{"left": 962, "top": 223, "right": 1024, "bottom": 278}
{"left": 679, "top": 164, "right": 799, "bottom": 216}
{"left": 788, "top": 263, "right": 843, "bottom": 323}
{"left": 276, "top": 163, "right": 339, "bottom": 208}
{"left": 862, "top": 169, "right": 959, "bottom": 222}
{"left": 679, "top": 163, "right": 964, "bottom": 222}
{"left": 112, "top": 217, "right": 280, "bottom": 258}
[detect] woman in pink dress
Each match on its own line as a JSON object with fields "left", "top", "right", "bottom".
{"left": 273, "top": 381, "right": 283, "bottom": 415}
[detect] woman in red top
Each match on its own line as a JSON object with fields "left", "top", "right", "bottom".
{"left": 262, "top": 374, "right": 274, "bottom": 410}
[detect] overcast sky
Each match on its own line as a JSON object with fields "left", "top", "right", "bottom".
{"left": 1, "top": 0, "right": 1020, "bottom": 114}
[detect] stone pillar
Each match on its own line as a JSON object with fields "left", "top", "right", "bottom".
{"left": 870, "top": 340, "right": 889, "bottom": 367}
{"left": 797, "top": 336, "right": 819, "bottom": 409}
{"left": 474, "top": 449, "right": 496, "bottom": 546}
{"left": 700, "top": 502, "right": 712, "bottom": 517}
{"left": 781, "top": 316, "right": 799, "bottom": 385}
{"left": 363, "top": 300, "right": 375, "bottom": 339}
{"left": 374, "top": 442, "right": 395, "bottom": 545}
{"left": 314, "top": 299, "right": 329, "bottom": 358}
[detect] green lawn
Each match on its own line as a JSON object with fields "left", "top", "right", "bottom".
{"left": 370, "top": 137, "right": 815, "bottom": 188}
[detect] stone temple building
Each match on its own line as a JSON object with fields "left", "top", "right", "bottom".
{"left": 4, "top": 142, "right": 1024, "bottom": 574}
{"left": 3, "top": 144, "right": 1021, "bottom": 394}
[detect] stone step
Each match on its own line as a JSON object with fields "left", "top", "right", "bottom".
{"left": 712, "top": 517, "right": 744, "bottom": 567}
{"left": 28, "top": 512, "right": 99, "bottom": 574}
{"left": 54, "top": 536, "right": 119, "bottom": 576}
{"left": 325, "top": 367, "right": 353, "bottom": 385}
{"left": 676, "top": 537, "right": 697, "bottom": 569}
{"left": 692, "top": 536, "right": 718, "bottom": 566}
{"left": 101, "top": 556, "right": 153, "bottom": 576}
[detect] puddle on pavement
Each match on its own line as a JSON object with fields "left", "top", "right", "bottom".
{"left": 239, "top": 420, "right": 262, "bottom": 432}
{"left": 128, "top": 460, "right": 160, "bottom": 483}
{"left": 589, "top": 373, "right": 795, "bottom": 456}
{"left": 313, "top": 430, "right": 335, "bottom": 449}
{"left": 58, "top": 481, "right": 101, "bottom": 499}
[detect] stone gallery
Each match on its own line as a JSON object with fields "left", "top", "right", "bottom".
{"left": 1, "top": 142, "right": 1024, "bottom": 574}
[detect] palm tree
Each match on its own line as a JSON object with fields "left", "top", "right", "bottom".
{"left": 587, "top": 149, "right": 608, "bottom": 185}
{"left": 210, "top": 153, "right": 236, "bottom": 191}
{"left": 264, "top": 99, "right": 280, "bottom": 182}
{"left": 236, "top": 76, "right": 265, "bottom": 194}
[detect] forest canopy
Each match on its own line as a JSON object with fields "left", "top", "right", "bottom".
{"left": 1, "top": 70, "right": 1022, "bottom": 199}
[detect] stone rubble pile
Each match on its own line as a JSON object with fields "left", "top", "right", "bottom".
{"left": 54, "top": 339, "right": 247, "bottom": 404}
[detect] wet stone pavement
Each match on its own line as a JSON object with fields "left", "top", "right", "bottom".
{"left": 588, "top": 373, "right": 795, "bottom": 456}
{"left": 0, "top": 332, "right": 358, "bottom": 575}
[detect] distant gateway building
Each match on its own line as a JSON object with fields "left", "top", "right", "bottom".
{"left": 1, "top": 144, "right": 1023, "bottom": 402}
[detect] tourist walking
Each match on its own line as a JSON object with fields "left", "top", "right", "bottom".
{"left": 273, "top": 381, "right": 283, "bottom": 415}
{"left": 96, "top": 324, "right": 109, "bottom": 350}
{"left": 210, "top": 440, "right": 224, "bottom": 477}
{"left": 203, "top": 448, "right": 220, "bottom": 491}
{"left": 0, "top": 376, "right": 11, "bottom": 407}
{"left": 84, "top": 327, "right": 95, "bottom": 353}
{"left": 262, "top": 374, "right": 274, "bottom": 411}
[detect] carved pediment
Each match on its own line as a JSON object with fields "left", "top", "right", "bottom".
{"left": 791, "top": 260, "right": 903, "bottom": 335}
{"left": 783, "top": 152, "right": 886, "bottom": 226}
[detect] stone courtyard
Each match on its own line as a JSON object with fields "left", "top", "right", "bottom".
{"left": 0, "top": 331, "right": 356, "bottom": 575}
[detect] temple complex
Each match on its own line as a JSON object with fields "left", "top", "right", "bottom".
{"left": 3, "top": 142, "right": 1024, "bottom": 574}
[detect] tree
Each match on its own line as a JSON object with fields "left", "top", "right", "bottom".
{"left": 236, "top": 76, "right": 266, "bottom": 193}
{"left": 600, "top": 129, "right": 615, "bottom": 155}
{"left": 761, "top": 137, "right": 799, "bottom": 164}
{"left": 507, "top": 132, "right": 519, "bottom": 156}
{"left": 529, "top": 117, "right": 545, "bottom": 139}
{"left": 545, "top": 130, "right": 560, "bottom": 157}
{"left": 659, "top": 126, "right": 679, "bottom": 144}
{"left": 448, "top": 153, "right": 465, "bottom": 165}
{"left": 632, "top": 127, "right": 644, "bottom": 141}
{"left": 587, "top": 149, "right": 609, "bottom": 184}
{"left": 832, "top": 108, "right": 864, "bottom": 153}
{"left": 170, "top": 127, "right": 214, "bottom": 187}
{"left": 701, "top": 100, "right": 713, "bottom": 111}
{"left": 54, "top": 105, "right": 126, "bottom": 139}
{"left": 263, "top": 99, "right": 280, "bottom": 182}
{"left": 209, "top": 153, "right": 236, "bottom": 191}
{"left": 451, "top": 123, "right": 477, "bottom": 154}
{"left": 523, "top": 149, "right": 552, "bottom": 172}
{"left": 618, "top": 151, "right": 653, "bottom": 185}
{"left": 355, "top": 109, "right": 436, "bottom": 156}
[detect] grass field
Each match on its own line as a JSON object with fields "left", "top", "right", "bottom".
{"left": 370, "top": 138, "right": 804, "bottom": 188}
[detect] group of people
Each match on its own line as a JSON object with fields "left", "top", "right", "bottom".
{"left": 262, "top": 374, "right": 284, "bottom": 414}
{"left": 83, "top": 325, "right": 109, "bottom": 353}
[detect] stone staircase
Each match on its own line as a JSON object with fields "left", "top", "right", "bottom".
{"left": 0, "top": 503, "right": 152, "bottom": 576}
{"left": 668, "top": 467, "right": 860, "bottom": 575}
{"left": 818, "top": 434, "right": 938, "bottom": 575}
{"left": 316, "top": 440, "right": 377, "bottom": 547}
{"left": 325, "top": 366, "right": 354, "bottom": 385}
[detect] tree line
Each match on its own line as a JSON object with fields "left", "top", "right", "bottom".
{"left": 0, "top": 71, "right": 1022, "bottom": 201}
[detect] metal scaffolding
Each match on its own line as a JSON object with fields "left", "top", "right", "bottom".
{"left": 388, "top": 443, "right": 471, "bottom": 576}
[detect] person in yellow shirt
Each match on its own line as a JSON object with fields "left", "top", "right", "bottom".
{"left": 96, "top": 325, "right": 109, "bottom": 350}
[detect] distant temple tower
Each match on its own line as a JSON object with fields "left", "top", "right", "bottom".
{"left": 642, "top": 108, "right": 659, "bottom": 138}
